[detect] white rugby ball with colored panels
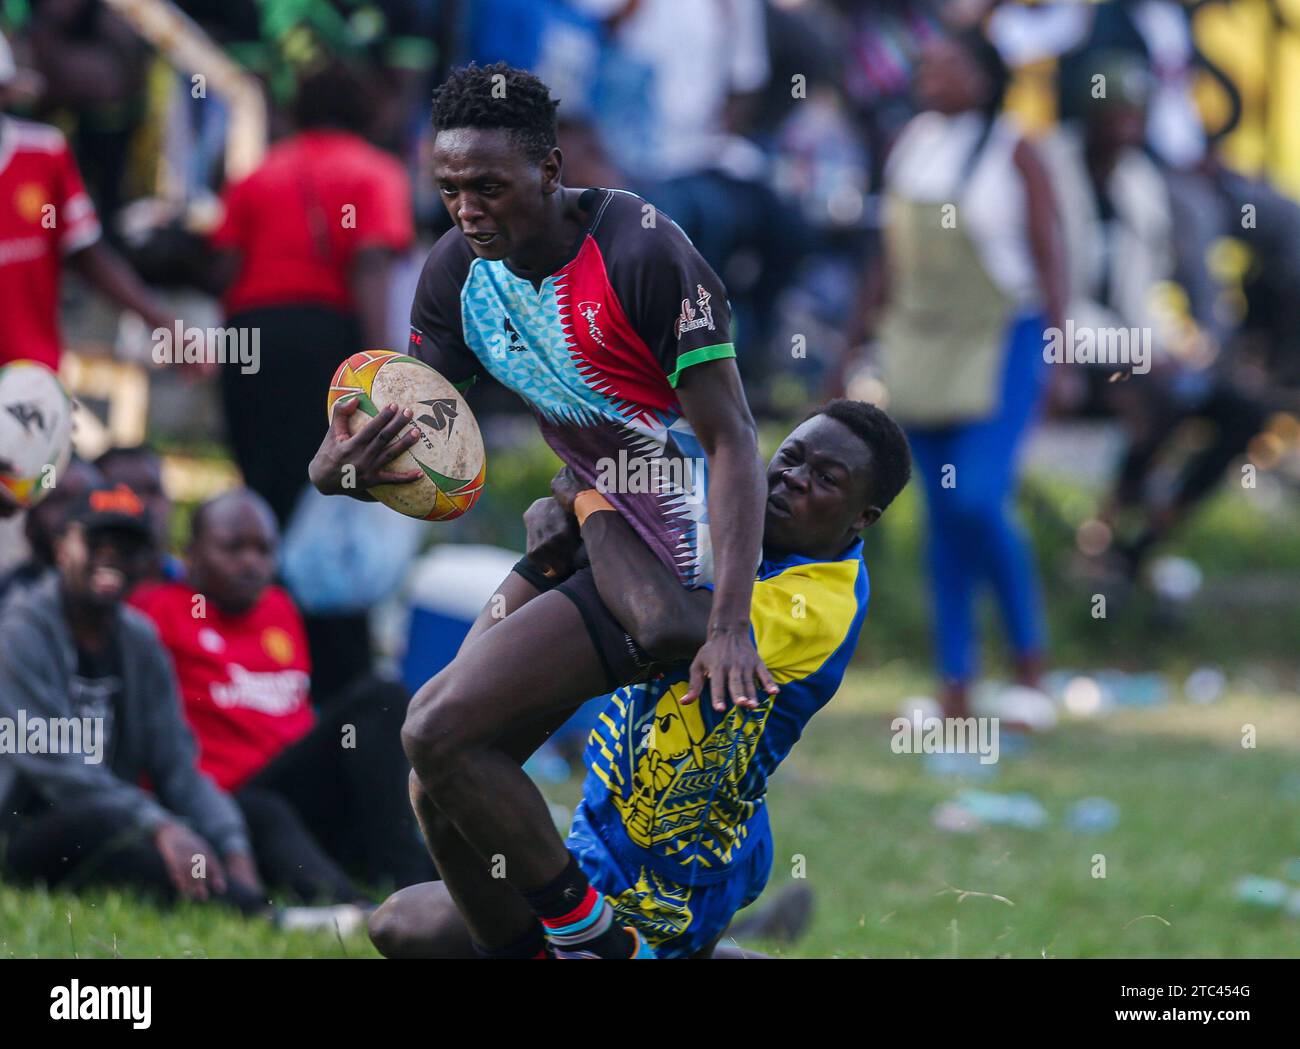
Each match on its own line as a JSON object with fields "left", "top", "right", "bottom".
{"left": 0, "top": 360, "right": 74, "bottom": 509}
{"left": 327, "top": 350, "right": 485, "bottom": 520}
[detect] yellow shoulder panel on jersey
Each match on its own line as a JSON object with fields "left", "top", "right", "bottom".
{"left": 750, "top": 559, "right": 861, "bottom": 684}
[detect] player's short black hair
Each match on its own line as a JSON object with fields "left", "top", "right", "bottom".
{"left": 809, "top": 399, "right": 912, "bottom": 514}
{"left": 430, "top": 61, "right": 560, "bottom": 164}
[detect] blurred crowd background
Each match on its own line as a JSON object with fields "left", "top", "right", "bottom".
{"left": 4, "top": 0, "right": 1300, "bottom": 710}
{"left": 3, "top": 0, "right": 1300, "bottom": 933}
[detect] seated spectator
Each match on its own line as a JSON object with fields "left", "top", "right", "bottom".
{"left": 94, "top": 445, "right": 183, "bottom": 583}
{"left": 0, "top": 456, "right": 103, "bottom": 607}
{"left": 132, "top": 489, "right": 433, "bottom": 900}
{"left": 0, "top": 483, "right": 264, "bottom": 912}
{"left": 1042, "top": 52, "right": 1273, "bottom": 578}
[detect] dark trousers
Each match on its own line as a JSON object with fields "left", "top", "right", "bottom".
{"left": 1115, "top": 377, "right": 1272, "bottom": 512}
{"left": 0, "top": 679, "right": 432, "bottom": 908}
{"left": 237, "top": 676, "right": 434, "bottom": 897}
{"left": 1, "top": 798, "right": 266, "bottom": 914}
{"left": 219, "top": 303, "right": 373, "bottom": 701}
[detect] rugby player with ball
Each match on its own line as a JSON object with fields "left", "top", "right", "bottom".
{"left": 368, "top": 402, "right": 913, "bottom": 958}
{"left": 309, "top": 63, "right": 771, "bottom": 959}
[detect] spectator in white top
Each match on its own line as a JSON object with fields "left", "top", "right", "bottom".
{"left": 856, "top": 28, "right": 1067, "bottom": 720}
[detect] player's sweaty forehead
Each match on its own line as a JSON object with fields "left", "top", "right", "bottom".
{"left": 431, "top": 127, "right": 532, "bottom": 185}
{"left": 772, "top": 416, "right": 876, "bottom": 514}
{"left": 774, "top": 416, "right": 866, "bottom": 479}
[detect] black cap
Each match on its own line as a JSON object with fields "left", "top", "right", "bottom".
{"left": 69, "top": 483, "right": 152, "bottom": 537}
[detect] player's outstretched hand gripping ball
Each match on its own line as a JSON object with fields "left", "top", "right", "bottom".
{"left": 327, "top": 350, "right": 485, "bottom": 520}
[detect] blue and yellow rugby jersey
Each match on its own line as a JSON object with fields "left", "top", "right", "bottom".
{"left": 581, "top": 538, "right": 870, "bottom": 886}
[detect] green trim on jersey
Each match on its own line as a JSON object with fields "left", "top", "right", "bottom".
{"left": 667, "top": 343, "right": 736, "bottom": 388}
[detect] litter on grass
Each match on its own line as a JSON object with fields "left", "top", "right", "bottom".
{"left": 923, "top": 751, "right": 999, "bottom": 780}
{"left": 1065, "top": 797, "right": 1120, "bottom": 833}
{"left": 1232, "top": 875, "right": 1295, "bottom": 912}
{"left": 931, "top": 790, "right": 1049, "bottom": 832}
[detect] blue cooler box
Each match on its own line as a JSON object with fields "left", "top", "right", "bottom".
{"left": 400, "top": 544, "right": 524, "bottom": 693}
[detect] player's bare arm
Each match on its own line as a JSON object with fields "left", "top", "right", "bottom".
{"left": 579, "top": 504, "right": 711, "bottom": 662}
{"left": 521, "top": 495, "right": 581, "bottom": 579}
{"left": 674, "top": 358, "right": 777, "bottom": 712}
{"left": 547, "top": 467, "right": 709, "bottom": 660}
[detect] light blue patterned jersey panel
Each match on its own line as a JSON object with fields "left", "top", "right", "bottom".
{"left": 459, "top": 257, "right": 616, "bottom": 427}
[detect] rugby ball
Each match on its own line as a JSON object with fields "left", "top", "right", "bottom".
{"left": 327, "top": 350, "right": 485, "bottom": 521}
{"left": 0, "top": 361, "right": 75, "bottom": 509}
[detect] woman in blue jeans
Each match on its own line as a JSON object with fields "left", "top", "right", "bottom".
{"left": 866, "top": 30, "right": 1066, "bottom": 717}
{"left": 905, "top": 315, "right": 1050, "bottom": 716}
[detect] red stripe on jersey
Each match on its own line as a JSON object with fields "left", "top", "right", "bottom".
{"left": 555, "top": 236, "right": 679, "bottom": 424}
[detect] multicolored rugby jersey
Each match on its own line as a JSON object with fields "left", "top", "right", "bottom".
{"left": 409, "top": 188, "right": 734, "bottom": 586}
{"left": 579, "top": 539, "right": 870, "bottom": 910}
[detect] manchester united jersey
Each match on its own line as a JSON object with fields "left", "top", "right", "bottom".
{"left": 131, "top": 581, "right": 314, "bottom": 791}
{"left": 409, "top": 188, "right": 736, "bottom": 586}
{"left": 0, "top": 118, "right": 101, "bottom": 368}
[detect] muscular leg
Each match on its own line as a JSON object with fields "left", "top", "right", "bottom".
{"left": 402, "top": 590, "right": 610, "bottom": 901}
{"left": 368, "top": 880, "right": 475, "bottom": 959}
{"left": 405, "top": 568, "right": 593, "bottom": 950}
{"left": 461, "top": 569, "right": 542, "bottom": 648}
{"left": 408, "top": 569, "right": 542, "bottom": 949}
{"left": 406, "top": 703, "right": 576, "bottom": 949}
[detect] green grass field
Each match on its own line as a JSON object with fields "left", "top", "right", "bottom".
{"left": 5, "top": 663, "right": 1296, "bottom": 959}
{"left": 6, "top": 444, "right": 1299, "bottom": 958}
{"left": 758, "top": 667, "right": 1300, "bottom": 958}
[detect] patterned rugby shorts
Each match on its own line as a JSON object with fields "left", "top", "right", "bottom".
{"left": 565, "top": 799, "right": 773, "bottom": 959}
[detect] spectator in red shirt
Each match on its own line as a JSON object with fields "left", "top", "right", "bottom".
{"left": 0, "top": 31, "right": 169, "bottom": 368}
{"left": 132, "top": 489, "right": 433, "bottom": 902}
{"left": 209, "top": 62, "right": 413, "bottom": 527}
{"left": 208, "top": 61, "right": 414, "bottom": 699}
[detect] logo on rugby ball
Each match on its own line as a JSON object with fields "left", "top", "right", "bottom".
{"left": 6, "top": 400, "right": 46, "bottom": 435}
{"left": 417, "top": 398, "right": 458, "bottom": 439}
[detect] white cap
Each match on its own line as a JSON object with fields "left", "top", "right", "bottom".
{"left": 0, "top": 32, "right": 15, "bottom": 86}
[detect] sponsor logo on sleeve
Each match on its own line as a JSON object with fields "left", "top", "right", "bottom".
{"left": 675, "top": 285, "right": 715, "bottom": 339}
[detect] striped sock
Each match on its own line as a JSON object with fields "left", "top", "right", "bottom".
{"left": 522, "top": 857, "right": 636, "bottom": 958}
